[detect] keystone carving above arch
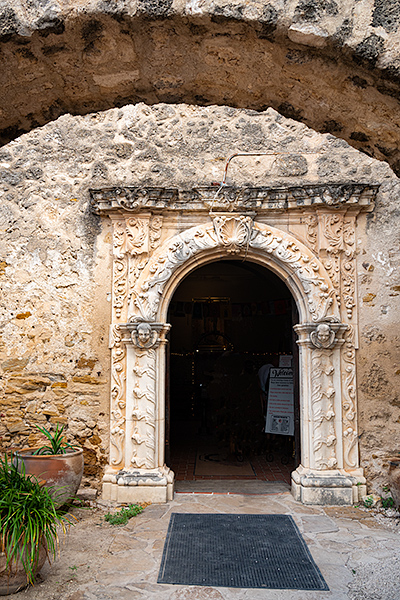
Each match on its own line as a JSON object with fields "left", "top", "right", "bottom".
{"left": 129, "top": 215, "right": 340, "bottom": 325}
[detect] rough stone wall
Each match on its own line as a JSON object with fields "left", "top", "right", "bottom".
{"left": 0, "top": 102, "right": 399, "bottom": 491}
{"left": 0, "top": 1, "right": 400, "bottom": 175}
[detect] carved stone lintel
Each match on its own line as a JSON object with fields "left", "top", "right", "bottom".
{"left": 91, "top": 184, "right": 379, "bottom": 215}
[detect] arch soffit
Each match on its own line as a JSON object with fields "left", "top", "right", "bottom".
{"left": 1, "top": 12, "right": 399, "bottom": 174}
{"left": 131, "top": 218, "right": 340, "bottom": 325}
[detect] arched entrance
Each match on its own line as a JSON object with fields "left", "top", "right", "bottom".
{"left": 96, "top": 192, "right": 373, "bottom": 505}
{"left": 166, "top": 259, "right": 299, "bottom": 488}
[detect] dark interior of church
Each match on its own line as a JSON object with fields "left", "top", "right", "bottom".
{"left": 167, "top": 260, "right": 300, "bottom": 484}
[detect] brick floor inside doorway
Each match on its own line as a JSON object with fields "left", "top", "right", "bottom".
{"left": 170, "top": 438, "right": 294, "bottom": 485}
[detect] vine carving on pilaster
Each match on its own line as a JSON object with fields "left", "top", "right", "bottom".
{"left": 149, "top": 216, "right": 163, "bottom": 250}
{"left": 112, "top": 216, "right": 164, "bottom": 321}
{"left": 109, "top": 325, "right": 126, "bottom": 467}
{"left": 341, "top": 324, "right": 358, "bottom": 468}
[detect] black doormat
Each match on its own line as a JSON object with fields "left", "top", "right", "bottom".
{"left": 158, "top": 513, "right": 328, "bottom": 590}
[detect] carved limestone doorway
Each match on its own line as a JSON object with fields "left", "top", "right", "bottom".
{"left": 92, "top": 184, "right": 377, "bottom": 505}
{"left": 166, "top": 259, "right": 300, "bottom": 485}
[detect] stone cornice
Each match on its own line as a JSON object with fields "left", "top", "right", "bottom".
{"left": 90, "top": 183, "right": 379, "bottom": 215}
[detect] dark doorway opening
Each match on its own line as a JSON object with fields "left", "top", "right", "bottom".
{"left": 166, "top": 260, "right": 300, "bottom": 487}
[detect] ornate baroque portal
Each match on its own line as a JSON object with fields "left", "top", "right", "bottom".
{"left": 91, "top": 183, "right": 379, "bottom": 505}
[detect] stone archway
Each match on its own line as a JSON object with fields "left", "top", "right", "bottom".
{"left": 1, "top": 5, "right": 400, "bottom": 176}
{"left": 94, "top": 186, "right": 376, "bottom": 504}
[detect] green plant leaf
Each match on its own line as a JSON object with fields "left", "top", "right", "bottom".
{"left": 104, "top": 504, "right": 144, "bottom": 526}
{"left": 33, "top": 423, "right": 79, "bottom": 455}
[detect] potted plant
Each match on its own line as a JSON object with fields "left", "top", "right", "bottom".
{"left": 0, "top": 453, "right": 74, "bottom": 595}
{"left": 14, "top": 424, "right": 84, "bottom": 508}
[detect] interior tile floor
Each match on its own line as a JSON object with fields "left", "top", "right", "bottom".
{"left": 169, "top": 430, "right": 294, "bottom": 485}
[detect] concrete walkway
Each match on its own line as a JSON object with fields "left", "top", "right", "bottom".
{"left": 14, "top": 485, "right": 400, "bottom": 600}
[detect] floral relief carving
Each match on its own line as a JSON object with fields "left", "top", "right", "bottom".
{"left": 111, "top": 216, "right": 164, "bottom": 320}
{"left": 109, "top": 325, "right": 126, "bottom": 466}
{"left": 131, "top": 219, "right": 339, "bottom": 324}
{"left": 250, "top": 224, "right": 338, "bottom": 323}
{"left": 311, "top": 349, "right": 337, "bottom": 470}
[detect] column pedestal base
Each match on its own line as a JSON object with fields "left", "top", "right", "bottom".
{"left": 102, "top": 466, "right": 174, "bottom": 504}
{"left": 291, "top": 465, "right": 366, "bottom": 505}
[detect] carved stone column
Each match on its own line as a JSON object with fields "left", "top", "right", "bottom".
{"left": 292, "top": 322, "right": 365, "bottom": 504}
{"left": 103, "top": 321, "right": 173, "bottom": 503}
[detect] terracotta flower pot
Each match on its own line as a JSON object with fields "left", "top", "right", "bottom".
{"left": 0, "top": 541, "right": 47, "bottom": 596}
{"left": 388, "top": 458, "right": 400, "bottom": 510}
{"left": 14, "top": 448, "right": 84, "bottom": 508}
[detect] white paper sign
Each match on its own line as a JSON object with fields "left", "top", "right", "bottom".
{"left": 279, "top": 354, "right": 292, "bottom": 368}
{"left": 265, "top": 368, "right": 294, "bottom": 436}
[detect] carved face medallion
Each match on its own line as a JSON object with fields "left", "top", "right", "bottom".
{"left": 132, "top": 323, "right": 156, "bottom": 348}
{"left": 310, "top": 323, "right": 336, "bottom": 349}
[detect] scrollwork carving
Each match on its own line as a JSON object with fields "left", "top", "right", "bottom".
{"left": 126, "top": 217, "right": 148, "bottom": 255}
{"left": 149, "top": 216, "right": 163, "bottom": 250}
{"left": 131, "top": 220, "right": 340, "bottom": 323}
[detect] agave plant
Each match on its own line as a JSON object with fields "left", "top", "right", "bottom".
{"left": 33, "top": 423, "right": 78, "bottom": 455}
{"left": 0, "top": 453, "right": 74, "bottom": 586}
